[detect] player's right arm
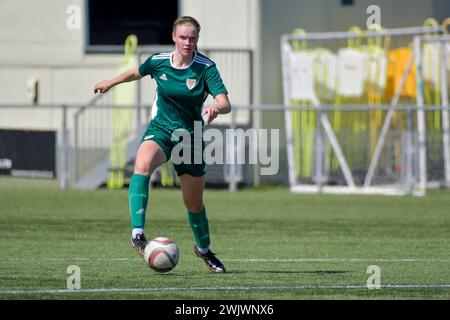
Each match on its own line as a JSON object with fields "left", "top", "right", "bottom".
{"left": 94, "top": 67, "right": 142, "bottom": 93}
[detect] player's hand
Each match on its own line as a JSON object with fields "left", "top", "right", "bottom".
{"left": 94, "top": 80, "right": 112, "bottom": 94}
{"left": 202, "top": 106, "right": 219, "bottom": 125}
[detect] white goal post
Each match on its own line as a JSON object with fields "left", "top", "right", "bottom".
{"left": 281, "top": 27, "right": 450, "bottom": 196}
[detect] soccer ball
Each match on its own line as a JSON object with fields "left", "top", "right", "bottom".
{"left": 144, "top": 237, "right": 180, "bottom": 273}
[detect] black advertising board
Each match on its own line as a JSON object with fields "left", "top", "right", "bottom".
{"left": 0, "top": 129, "right": 56, "bottom": 179}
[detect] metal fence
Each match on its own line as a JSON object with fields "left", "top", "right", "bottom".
{"left": 1, "top": 103, "right": 449, "bottom": 195}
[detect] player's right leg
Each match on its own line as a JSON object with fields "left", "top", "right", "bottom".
{"left": 130, "top": 140, "right": 166, "bottom": 257}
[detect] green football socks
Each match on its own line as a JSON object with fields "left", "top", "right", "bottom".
{"left": 130, "top": 174, "right": 211, "bottom": 249}
{"left": 188, "top": 207, "right": 211, "bottom": 250}
{"left": 129, "top": 174, "right": 150, "bottom": 229}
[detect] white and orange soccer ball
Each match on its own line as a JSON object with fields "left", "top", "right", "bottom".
{"left": 144, "top": 237, "right": 180, "bottom": 273}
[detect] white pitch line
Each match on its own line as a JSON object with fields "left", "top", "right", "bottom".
{"left": 1, "top": 284, "right": 450, "bottom": 295}
{"left": 39, "top": 257, "right": 450, "bottom": 262}
{"left": 0, "top": 257, "right": 138, "bottom": 262}
{"left": 44, "top": 257, "right": 136, "bottom": 261}
{"left": 3, "top": 257, "right": 449, "bottom": 263}
{"left": 223, "top": 258, "right": 450, "bottom": 263}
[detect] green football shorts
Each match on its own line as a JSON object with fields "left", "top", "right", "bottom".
{"left": 140, "top": 121, "right": 206, "bottom": 177}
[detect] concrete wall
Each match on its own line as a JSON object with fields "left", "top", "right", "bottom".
{"left": 0, "top": 0, "right": 124, "bottom": 107}
{"left": 0, "top": 0, "right": 260, "bottom": 129}
{"left": 0, "top": 0, "right": 84, "bottom": 65}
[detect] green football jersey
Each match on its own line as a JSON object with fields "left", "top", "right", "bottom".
{"left": 139, "top": 51, "right": 228, "bottom": 132}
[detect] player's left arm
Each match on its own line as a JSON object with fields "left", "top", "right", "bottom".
{"left": 203, "top": 94, "right": 231, "bottom": 125}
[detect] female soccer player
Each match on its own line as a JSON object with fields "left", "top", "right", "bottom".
{"left": 94, "top": 16, "right": 230, "bottom": 273}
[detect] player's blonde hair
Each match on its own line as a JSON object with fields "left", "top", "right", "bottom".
{"left": 172, "top": 16, "right": 201, "bottom": 35}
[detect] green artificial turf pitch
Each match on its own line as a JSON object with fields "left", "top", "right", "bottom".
{"left": 0, "top": 178, "right": 449, "bottom": 299}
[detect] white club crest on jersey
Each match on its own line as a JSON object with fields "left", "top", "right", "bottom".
{"left": 159, "top": 74, "right": 167, "bottom": 80}
{"left": 186, "top": 79, "right": 196, "bottom": 90}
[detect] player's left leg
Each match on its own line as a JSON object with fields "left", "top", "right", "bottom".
{"left": 179, "top": 174, "right": 226, "bottom": 273}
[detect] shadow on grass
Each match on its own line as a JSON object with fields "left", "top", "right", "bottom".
{"left": 147, "top": 270, "right": 351, "bottom": 276}
{"left": 225, "top": 270, "right": 351, "bottom": 275}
